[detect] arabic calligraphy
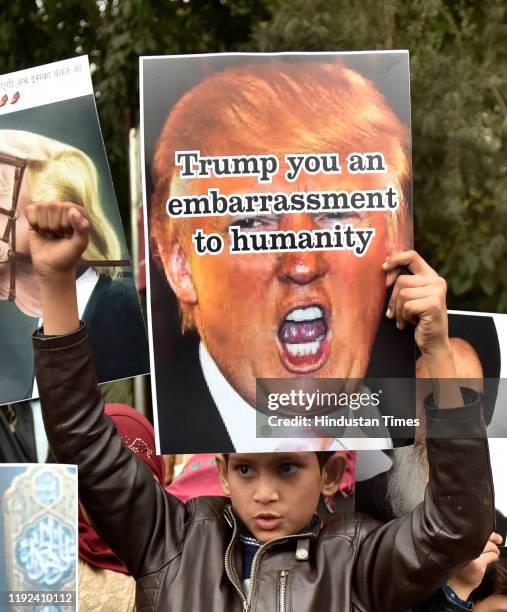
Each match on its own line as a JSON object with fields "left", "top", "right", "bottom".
{"left": 16, "top": 515, "right": 76, "bottom": 588}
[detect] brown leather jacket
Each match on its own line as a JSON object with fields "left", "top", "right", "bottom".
{"left": 34, "top": 325, "right": 495, "bottom": 612}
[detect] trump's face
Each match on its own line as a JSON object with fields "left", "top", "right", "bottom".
{"left": 163, "top": 170, "right": 407, "bottom": 407}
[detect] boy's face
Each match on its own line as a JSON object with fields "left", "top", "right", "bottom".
{"left": 217, "top": 452, "right": 337, "bottom": 542}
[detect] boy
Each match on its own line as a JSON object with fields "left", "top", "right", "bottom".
{"left": 29, "top": 201, "right": 494, "bottom": 611}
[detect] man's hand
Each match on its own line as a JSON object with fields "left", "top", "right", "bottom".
{"left": 383, "top": 250, "right": 449, "bottom": 357}
{"left": 447, "top": 532, "right": 502, "bottom": 601}
{"left": 27, "top": 201, "right": 90, "bottom": 280}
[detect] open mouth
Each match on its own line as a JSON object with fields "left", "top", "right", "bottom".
{"left": 253, "top": 513, "right": 283, "bottom": 530}
{"left": 277, "top": 304, "right": 330, "bottom": 373}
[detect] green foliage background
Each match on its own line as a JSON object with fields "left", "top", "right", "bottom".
{"left": 1, "top": 0, "right": 505, "bottom": 313}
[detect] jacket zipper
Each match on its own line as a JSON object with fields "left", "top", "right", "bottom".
{"left": 224, "top": 507, "right": 249, "bottom": 610}
{"left": 278, "top": 570, "right": 289, "bottom": 612}
{"left": 224, "top": 505, "right": 314, "bottom": 611}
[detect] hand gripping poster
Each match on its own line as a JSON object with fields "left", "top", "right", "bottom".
{"left": 141, "top": 52, "right": 416, "bottom": 453}
{"left": 0, "top": 56, "right": 150, "bottom": 405}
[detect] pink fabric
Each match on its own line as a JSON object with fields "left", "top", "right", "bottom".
{"left": 104, "top": 403, "right": 166, "bottom": 485}
{"left": 79, "top": 403, "right": 165, "bottom": 573}
{"left": 166, "top": 454, "right": 224, "bottom": 502}
{"left": 339, "top": 450, "right": 356, "bottom": 497}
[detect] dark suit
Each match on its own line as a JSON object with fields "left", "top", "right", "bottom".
{"left": 155, "top": 333, "right": 234, "bottom": 453}
{"left": 0, "top": 272, "right": 150, "bottom": 405}
{"left": 154, "top": 314, "right": 502, "bottom": 454}
{"left": 154, "top": 328, "right": 418, "bottom": 454}
{"left": 153, "top": 292, "right": 424, "bottom": 452}
{"left": 83, "top": 274, "right": 150, "bottom": 383}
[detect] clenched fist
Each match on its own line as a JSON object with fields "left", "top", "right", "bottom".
{"left": 27, "top": 201, "right": 90, "bottom": 280}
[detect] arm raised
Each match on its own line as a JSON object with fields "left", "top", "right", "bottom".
{"left": 29, "top": 201, "right": 187, "bottom": 577}
{"left": 353, "top": 252, "right": 495, "bottom": 611}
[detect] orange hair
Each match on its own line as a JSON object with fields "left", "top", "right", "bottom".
{"left": 150, "top": 60, "right": 411, "bottom": 330}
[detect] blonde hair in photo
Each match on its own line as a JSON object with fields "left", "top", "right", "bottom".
{"left": 0, "top": 129, "right": 122, "bottom": 277}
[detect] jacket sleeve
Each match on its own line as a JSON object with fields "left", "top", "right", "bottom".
{"left": 33, "top": 323, "right": 188, "bottom": 579}
{"left": 352, "top": 389, "right": 495, "bottom": 612}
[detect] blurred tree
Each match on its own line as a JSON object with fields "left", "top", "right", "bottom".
{"left": 0, "top": 0, "right": 270, "bottom": 238}
{"left": 1, "top": 0, "right": 505, "bottom": 312}
{"left": 252, "top": 0, "right": 507, "bottom": 313}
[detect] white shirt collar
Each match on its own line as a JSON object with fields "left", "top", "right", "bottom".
{"left": 75, "top": 267, "right": 100, "bottom": 318}
{"left": 34, "top": 269, "right": 100, "bottom": 398}
{"left": 199, "top": 341, "right": 276, "bottom": 453}
{"left": 199, "top": 342, "right": 392, "bottom": 479}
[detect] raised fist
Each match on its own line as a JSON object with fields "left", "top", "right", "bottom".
{"left": 26, "top": 201, "right": 90, "bottom": 280}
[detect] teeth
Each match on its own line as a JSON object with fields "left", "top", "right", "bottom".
{"left": 286, "top": 305, "right": 323, "bottom": 322}
{"left": 285, "top": 336, "right": 324, "bottom": 357}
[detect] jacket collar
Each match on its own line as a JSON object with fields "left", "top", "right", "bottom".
{"left": 223, "top": 504, "right": 319, "bottom": 609}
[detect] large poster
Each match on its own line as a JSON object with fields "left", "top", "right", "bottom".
{"left": 141, "top": 52, "right": 415, "bottom": 453}
{"left": 0, "top": 56, "right": 150, "bottom": 405}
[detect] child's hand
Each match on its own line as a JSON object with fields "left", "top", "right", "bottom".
{"left": 26, "top": 201, "right": 90, "bottom": 280}
{"left": 382, "top": 250, "right": 449, "bottom": 358}
{"left": 447, "top": 532, "right": 502, "bottom": 601}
